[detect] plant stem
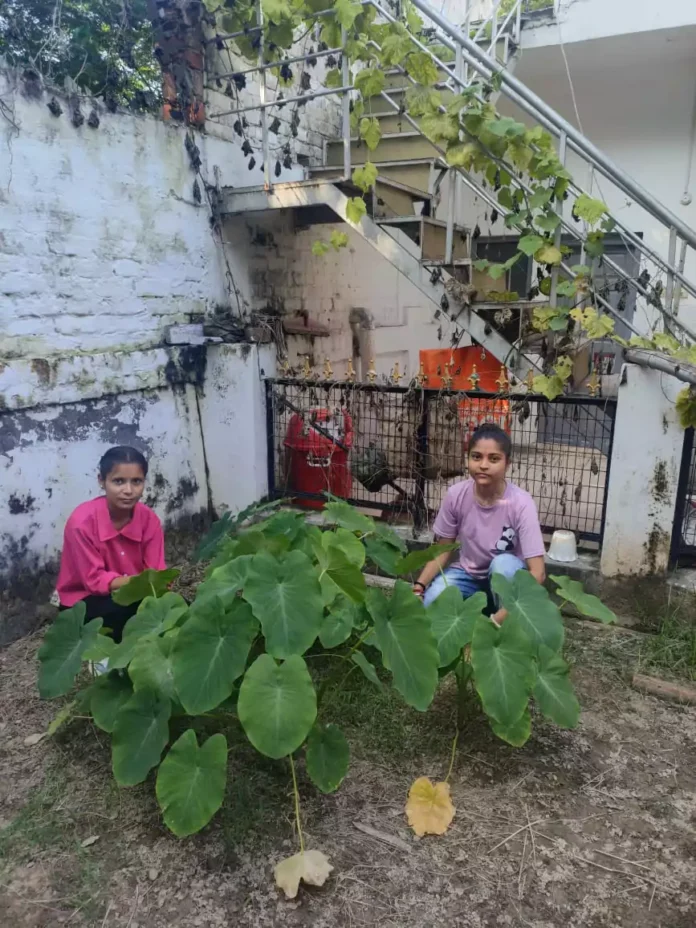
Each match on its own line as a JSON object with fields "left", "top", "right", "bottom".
{"left": 289, "top": 754, "right": 304, "bottom": 854}
{"left": 445, "top": 729, "right": 459, "bottom": 783}
{"left": 316, "top": 629, "right": 373, "bottom": 706}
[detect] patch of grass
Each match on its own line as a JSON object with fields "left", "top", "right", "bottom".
{"left": 321, "top": 652, "right": 457, "bottom": 762}
{"left": 638, "top": 602, "right": 696, "bottom": 683}
{"left": 0, "top": 767, "right": 106, "bottom": 919}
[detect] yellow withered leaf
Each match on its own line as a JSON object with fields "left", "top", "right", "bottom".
{"left": 405, "top": 777, "right": 455, "bottom": 837}
{"left": 274, "top": 849, "right": 333, "bottom": 899}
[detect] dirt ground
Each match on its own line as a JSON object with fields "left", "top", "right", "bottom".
{"left": 1, "top": 617, "right": 695, "bottom": 928}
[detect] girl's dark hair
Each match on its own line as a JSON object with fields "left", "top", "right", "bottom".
{"left": 469, "top": 423, "right": 512, "bottom": 459}
{"left": 99, "top": 446, "right": 148, "bottom": 479}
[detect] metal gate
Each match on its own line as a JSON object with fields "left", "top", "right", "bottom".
{"left": 672, "top": 428, "right": 696, "bottom": 563}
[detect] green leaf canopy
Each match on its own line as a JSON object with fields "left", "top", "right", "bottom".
{"left": 112, "top": 568, "right": 180, "bottom": 605}
{"left": 38, "top": 603, "right": 103, "bottom": 699}
{"left": 156, "top": 730, "right": 227, "bottom": 836}
{"left": 428, "top": 588, "right": 487, "bottom": 667}
{"left": 237, "top": 654, "right": 317, "bottom": 759}
{"left": 111, "top": 690, "right": 171, "bottom": 786}
{"left": 551, "top": 575, "right": 616, "bottom": 625}
{"left": 533, "top": 646, "right": 580, "bottom": 728}
{"left": 172, "top": 597, "right": 258, "bottom": 715}
{"left": 306, "top": 723, "right": 350, "bottom": 793}
{"left": 243, "top": 551, "right": 324, "bottom": 658}
{"left": 491, "top": 571, "right": 565, "bottom": 653}
{"left": 366, "top": 582, "right": 439, "bottom": 711}
{"left": 471, "top": 615, "right": 536, "bottom": 726}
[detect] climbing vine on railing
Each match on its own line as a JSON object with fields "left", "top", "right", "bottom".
{"left": 202, "top": 0, "right": 692, "bottom": 402}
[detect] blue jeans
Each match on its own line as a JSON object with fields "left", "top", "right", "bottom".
{"left": 422, "top": 553, "right": 526, "bottom": 612}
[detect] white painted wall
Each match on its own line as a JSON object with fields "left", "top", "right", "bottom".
{"left": 228, "top": 210, "right": 473, "bottom": 380}
{"left": 0, "top": 68, "right": 299, "bottom": 611}
{"left": 601, "top": 364, "right": 684, "bottom": 577}
{"left": 0, "top": 345, "right": 272, "bottom": 601}
{"left": 199, "top": 343, "right": 276, "bottom": 514}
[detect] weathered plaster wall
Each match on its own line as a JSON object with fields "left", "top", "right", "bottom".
{"left": 600, "top": 364, "right": 684, "bottom": 578}
{"left": 230, "top": 211, "right": 472, "bottom": 380}
{"left": 0, "top": 68, "right": 262, "bottom": 358}
{"left": 0, "top": 343, "right": 274, "bottom": 643}
{"left": 0, "top": 72, "right": 287, "bottom": 641}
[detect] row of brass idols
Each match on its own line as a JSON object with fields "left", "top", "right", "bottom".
{"left": 278, "top": 357, "right": 602, "bottom": 396}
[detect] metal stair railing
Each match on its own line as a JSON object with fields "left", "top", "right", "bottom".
{"left": 210, "top": 0, "right": 696, "bottom": 351}
{"left": 409, "top": 0, "right": 696, "bottom": 336}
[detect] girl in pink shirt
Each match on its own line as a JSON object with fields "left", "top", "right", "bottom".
{"left": 413, "top": 423, "right": 546, "bottom": 625}
{"left": 56, "top": 446, "right": 166, "bottom": 642}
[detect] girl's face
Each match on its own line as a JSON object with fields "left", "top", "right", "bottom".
{"left": 99, "top": 463, "right": 146, "bottom": 513}
{"left": 468, "top": 438, "right": 508, "bottom": 487}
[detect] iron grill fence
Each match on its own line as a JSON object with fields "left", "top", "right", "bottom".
{"left": 671, "top": 427, "right": 696, "bottom": 564}
{"left": 265, "top": 379, "right": 617, "bottom": 543}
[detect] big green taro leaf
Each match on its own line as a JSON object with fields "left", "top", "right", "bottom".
{"left": 371, "top": 522, "right": 408, "bottom": 553}
{"left": 471, "top": 615, "right": 536, "bottom": 727}
{"left": 351, "top": 651, "right": 383, "bottom": 688}
{"left": 88, "top": 672, "right": 134, "bottom": 733}
{"left": 394, "top": 543, "right": 458, "bottom": 577}
{"left": 306, "top": 723, "right": 350, "bottom": 793}
{"left": 129, "top": 636, "right": 177, "bottom": 702}
{"left": 491, "top": 707, "right": 532, "bottom": 747}
{"left": 319, "top": 595, "right": 360, "bottom": 648}
{"left": 38, "top": 603, "right": 103, "bottom": 699}
{"left": 326, "top": 529, "right": 366, "bottom": 568}
{"left": 156, "top": 730, "right": 227, "bottom": 836}
{"left": 193, "top": 511, "right": 233, "bottom": 563}
{"left": 314, "top": 533, "right": 366, "bottom": 604}
{"left": 110, "top": 593, "right": 188, "bottom": 669}
{"left": 428, "top": 587, "right": 487, "bottom": 667}
{"left": 172, "top": 596, "right": 258, "bottom": 715}
{"left": 491, "top": 571, "right": 564, "bottom": 653}
{"left": 237, "top": 654, "right": 317, "bottom": 759}
{"left": 366, "top": 582, "right": 439, "bottom": 711}
{"left": 323, "top": 500, "right": 375, "bottom": 535}
{"left": 111, "top": 690, "right": 171, "bottom": 786}
{"left": 533, "top": 645, "right": 580, "bottom": 729}
{"left": 243, "top": 551, "right": 324, "bottom": 658}
{"left": 363, "top": 536, "right": 402, "bottom": 576}
{"left": 112, "top": 568, "right": 181, "bottom": 606}
{"left": 551, "top": 575, "right": 616, "bottom": 625}
{"left": 196, "top": 555, "right": 255, "bottom": 609}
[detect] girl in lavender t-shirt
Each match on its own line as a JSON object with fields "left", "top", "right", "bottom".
{"left": 413, "top": 423, "right": 546, "bottom": 625}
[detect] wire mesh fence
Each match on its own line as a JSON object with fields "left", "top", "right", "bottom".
{"left": 672, "top": 428, "right": 696, "bottom": 564}
{"left": 266, "top": 379, "right": 617, "bottom": 543}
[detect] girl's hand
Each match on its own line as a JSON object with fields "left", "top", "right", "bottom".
{"left": 413, "top": 582, "right": 426, "bottom": 599}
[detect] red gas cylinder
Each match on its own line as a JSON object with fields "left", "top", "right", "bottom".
{"left": 284, "top": 407, "right": 353, "bottom": 509}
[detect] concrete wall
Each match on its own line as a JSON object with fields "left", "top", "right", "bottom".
{"left": 601, "top": 364, "right": 684, "bottom": 577}
{"left": 0, "top": 343, "right": 273, "bottom": 641}
{"left": 231, "top": 210, "right": 474, "bottom": 381}
{"left": 0, "top": 68, "right": 284, "bottom": 638}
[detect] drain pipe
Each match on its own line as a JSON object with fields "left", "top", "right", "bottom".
{"left": 349, "top": 308, "right": 375, "bottom": 381}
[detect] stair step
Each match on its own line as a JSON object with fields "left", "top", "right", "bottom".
{"left": 312, "top": 158, "right": 440, "bottom": 198}
{"left": 383, "top": 66, "right": 454, "bottom": 91}
{"left": 326, "top": 132, "right": 439, "bottom": 168}
{"left": 378, "top": 216, "right": 470, "bottom": 261}
{"left": 366, "top": 85, "right": 459, "bottom": 116}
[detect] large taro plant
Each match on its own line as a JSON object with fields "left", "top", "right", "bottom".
{"left": 37, "top": 499, "right": 614, "bottom": 892}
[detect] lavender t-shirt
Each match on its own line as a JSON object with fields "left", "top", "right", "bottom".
{"left": 432, "top": 479, "right": 545, "bottom": 578}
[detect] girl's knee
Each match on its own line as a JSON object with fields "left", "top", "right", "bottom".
{"left": 489, "top": 553, "right": 525, "bottom": 580}
{"left": 422, "top": 575, "right": 447, "bottom": 606}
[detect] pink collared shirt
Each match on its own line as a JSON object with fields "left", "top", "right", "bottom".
{"left": 56, "top": 497, "right": 166, "bottom": 606}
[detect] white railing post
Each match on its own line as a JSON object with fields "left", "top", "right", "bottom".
{"left": 256, "top": 0, "right": 270, "bottom": 190}
{"left": 549, "top": 130, "right": 567, "bottom": 308}
{"left": 341, "top": 27, "right": 351, "bottom": 181}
